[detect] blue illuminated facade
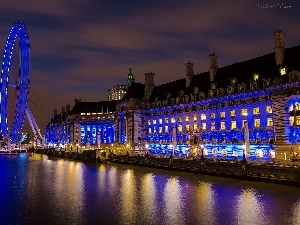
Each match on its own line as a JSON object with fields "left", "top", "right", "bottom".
{"left": 0, "top": 20, "right": 30, "bottom": 143}
{"left": 45, "top": 100, "right": 116, "bottom": 149}
{"left": 116, "top": 30, "right": 300, "bottom": 160}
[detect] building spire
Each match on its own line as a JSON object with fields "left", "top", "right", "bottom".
{"left": 127, "top": 67, "right": 135, "bottom": 88}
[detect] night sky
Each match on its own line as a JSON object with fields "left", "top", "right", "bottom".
{"left": 0, "top": 0, "right": 299, "bottom": 134}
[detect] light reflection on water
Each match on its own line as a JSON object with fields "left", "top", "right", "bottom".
{"left": 0, "top": 153, "right": 300, "bottom": 225}
{"left": 196, "top": 182, "right": 216, "bottom": 225}
{"left": 163, "top": 177, "right": 185, "bottom": 225}
{"left": 235, "top": 188, "right": 266, "bottom": 225}
{"left": 120, "top": 169, "right": 137, "bottom": 225}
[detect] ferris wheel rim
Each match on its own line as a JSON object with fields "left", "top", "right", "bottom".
{"left": 0, "top": 20, "right": 30, "bottom": 143}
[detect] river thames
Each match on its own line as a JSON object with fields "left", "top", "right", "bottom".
{"left": 0, "top": 153, "right": 299, "bottom": 225}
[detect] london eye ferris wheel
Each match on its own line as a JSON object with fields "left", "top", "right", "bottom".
{"left": 0, "top": 20, "right": 30, "bottom": 143}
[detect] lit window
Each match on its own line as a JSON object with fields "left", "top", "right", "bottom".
{"left": 185, "top": 116, "right": 189, "bottom": 122}
{"left": 220, "top": 122, "right": 226, "bottom": 130}
{"left": 148, "top": 120, "right": 151, "bottom": 125}
{"left": 202, "top": 123, "right": 206, "bottom": 130}
{"left": 178, "top": 117, "right": 182, "bottom": 122}
{"left": 201, "top": 114, "right": 206, "bottom": 120}
{"left": 280, "top": 67, "right": 286, "bottom": 75}
{"left": 193, "top": 115, "right": 197, "bottom": 121}
{"left": 210, "top": 113, "right": 215, "bottom": 119}
{"left": 186, "top": 124, "right": 190, "bottom": 132}
{"left": 254, "top": 119, "right": 260, "bottom": 128}
{"left": 241, "top": 109, "right": 248, "bottom": 116}
{"left": 297, "top": 116, "right": 300, "bottom": 126}
{"left": 230, "top": 110, "right": 236, "bottom": 117}
{"left": 92, "top": 113, "right": 96, "bottom": 115}
{"left": 165, "top": 126, "right": 169, "bottom": 133}
{"left": 266, "top": 106, "right": 272, "bottom": 113}
{"left": 253, "top": 73, "right": 259, "bottom": 81}
{"left": 153, "top": 120, "right": 156, "bottom": 124}
{"left": 178, "top": 125, "right": 182, "bottom": 132}
{"left": 148, "top": 128, "right": 151, "bottom": 134}
{"left": 267, "top": 118, "right": 273, "bottom": 127}
{"left": 231, "top": 121, "right": 237, "bottom": 129}
{"left": 171, "top": 117, "right": 176, "bottom": 123}
{"left": 153, "top": 127, "right": 157, "bottom": 133}
{"left": 253, "top": 107, "right": 260, "bottom": 115}
{"left": 220, "top": 112, "right": 225, "bottom": 118}
{"left": 165, "top": 118, "right": 169, "bottom": 123}
{"left": 193, "top": 124, "right": 198, "bottom": 132}
{"left": 87, "top": 113, "right": 91, "bottom": 115}
{"left": 159, "top": 119, "right": 162, "bottom": 124}
{"left": 290, "top": 117, "right": 294, "bottom": 126}
{"left": 80, "top": 113, "right": 85, "bottom": 115}
{"left": 211, "top": 122, "right": 215, "bottom": 130}
{"left": 159, "top": 127, "right": 162, "bottom": 133}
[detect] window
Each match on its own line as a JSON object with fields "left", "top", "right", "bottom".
{"left": 201, "top": 114, "right": 206, "bottom": 120}
{"left": 242, "top": 120, "right": 248, "bottom": 128}
{"left": 202, "top": 123, "right": 206, "bottom": 130}
{"left": 254, "top": 119, "right": 260, "bottom": 128}
{"left": 178, "top": 125, "right": 183, "bottom": 132}
{"left": 266, "top": 106, "right": 272, "bottom": 113}
{"left": 231, "top": 121, "right": 237, "bottom": 129}
{"left": 185, "top": 116, "right": 189, "bottom": 122}
{"left": 280, "top": 67, "right": 287, "bottom": 75}
{"left": 186, "top": 124, "right": 190, "bottom": 132}
{"left": 159, "top": 127, "right": 162, "bottom": 133}
{"left": 165, "top": 126, "right": 169, "bottom": 133}
{"left": 297, "top": 116, "right": 300, "bottom": 126}
{"left": 193, "top": 124, "right": 198, "bottom": 132}
{"left": 87, "top": 113, "right": 91, "bottom": 115}
{"left": 159, "top": 119, "right": 162, "bottom": 124}
{"left": 148, "top": 120, "right": 151, "bottom": 125}
{"left": 171, "top": 117, "right": 176, "bottom": 123}
{"left": 211, "top": 122, "right": 216, "bottom": 130}
{"left": 230, "top": 110, "right": 236, "bottom": 117}
{"left": 290, "top": 117, "right": 294, "bottom": 126}
{"left": 220, "top": 122, "right": 226, "bottom": 130}
{"left": 178, "top": 117, "right": 182, "bottom": 122}
{"left": 165, "top": 118, "right": 169, "bottom": 123}
{"left": 80, "top": 113, "right": 85, "bottom": 115}
{"left": 253, "top": 73, "right": 259, "bottom": 81}
{"left": 267, "top": 118, "right": 273, "bottom": 127}
{"left": 253, "top": 107, "right": 260, "bottom": 115}
{"left": 210, "top": 113, "right": 215, "bottom": 119}
{"left": 153, "top": 127, "right": 156, "bottom": 133}
{"left": 193, "top": 115, "right": 197, "bottom": 121}
{"left": 153, "top": 120, "right": 156, "bottom": 124}
{"left": 148, "top": 128, "right": 151, "bottom": 134}
{"left": 241, "top": 109, "right": 248, "bottom": 116}
{"left": 220, "top": 112, "right": 225, "bottom": 118}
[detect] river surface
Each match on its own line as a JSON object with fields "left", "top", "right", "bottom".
{"left": 0, "top": 153, "right": 299, "bottom": 225}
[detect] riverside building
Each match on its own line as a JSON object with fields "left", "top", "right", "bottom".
{"left": 46, "top": 30, "right": 300, "bottom": 161}
{"left": 115, "top": 30, "right": 300, "bottom": 161}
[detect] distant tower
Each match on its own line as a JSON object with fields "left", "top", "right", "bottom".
{"left": 127, "top": 67, "right": 135, "bottom": 88}
{"left": 186, "top": 61, "right": 194, "bottom": 87}
{"left": 144, "top": 71, "right": 155, "bottom": 101}
{"left": 209, "top": 52, "right": 218, "bottom": 82}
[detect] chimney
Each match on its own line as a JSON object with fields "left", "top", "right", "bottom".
{"left": 144, "top": 71, "right": 155, "bottom": 101}
{"left": 54, "top": 109, "right": 57, "bottom": 117}
{"left": 209, "top": 52, "right": 218, "bottom": 82}
{"left": 186, "top": 61, "right": 194, "bottom": 87}
{"left": 62, "top": 106, "right": 65, "bottom": 116}
{"left": 274, "top": 30, "right": 285, "bottom": 65}
{"left": 74, "top": 99, "right": 81, "bottom": 104}
{"left": 66, "top": 104, "right": 70, "bottom": 114}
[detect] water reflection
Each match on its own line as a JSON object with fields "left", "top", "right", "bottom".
{"left": 120, "top": 169, "right": 137, "bottom": 225}
{"left": 292, "top": 201, "right": 300, "bottom": 225}
{"left": 235, "top": 188, "right": 266, "bottom": 225}
{"left": 196, "top": 182, "right": 216, "bottom": 225}
{"left": 141, "top": 173, "right": 157, "bottom": 224}
{"left": 107, "top": 166, "right": 117, "bottom": 196}
{"left": 163, "top": 177, "right": 184, "bottom": 225}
